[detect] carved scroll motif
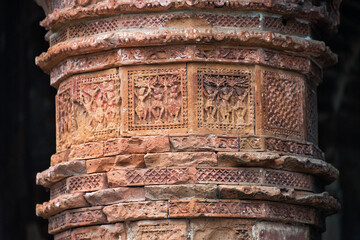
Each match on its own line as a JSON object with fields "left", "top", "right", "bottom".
{"left": 128, "top": 67, "right": 188, "bottom": 132}
{"left": 197, "top": 67, "right": 254, "bottom": 132}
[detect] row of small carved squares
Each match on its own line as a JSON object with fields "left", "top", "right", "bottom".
{"left": 49, "top": 200, "right": 318, "bottom": 235}
{"left": 49, "top": 207, "right": 106, "bottom": 234}
{"left": 50, "top": 173, "right": 107, "bottom": 199}
{"left": 53, "top": 219, "right": 253, "bottom": 240}
{"left": 168, "top": 200, "right": 316, "bottom": 225}
{"left": 264, "top": 137, "right": 322, "bottom": 158}
{"left": 49, "top": 12, "right": 310, "bottom": 46}
{"left": 48, "top": 167, "right": 312, "bottom": 200}
{"left": 44, "top": 0, "right": 330, "bottom": 19}
{"left": 119, "top": 167, "right": 313, "bottom": 190}
{"left": 49, "top": 46, "right": 318, "bottom": 87}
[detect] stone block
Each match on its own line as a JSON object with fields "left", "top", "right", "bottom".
{"left": 51, "top": 149, "right": 70, "bottom": 166}
{"left": 36, "top": 193, "right": 89, "bottom": 219}
{"left": 169, "top": 199, "right": 318, "bottom": 225}
{"left": 127, "top": 219, "right": 187, "bottom": 240}
{"left": 69, "top": 142, "right": 104, "bottom": 160}
{"left": 48, "top": 206, "right": 107, "bottom": 234}
{"left": 144, "top": 152, "right": 217, "bottom": 167}
{"left": 50, "top": 173, "right": 107, "bottom": 199}
{"left": 217, "top": 152, "right": 280, "bottom": 168}
{"left": 71, "top": 223, "right": 126, "bottom": 240}
{"left": 86, "top": 154, "right": 145, "bottom": 173}
{"left": 169, "top": 135, "right": 238, "bottom": 152}
{"left": 219, "top": 185, "right": 295, "bottom": 200}
{"left": 145, "top": 184, "right": 217, "bottom": 200}
{"left": 189, "top": 218, "right": 254, "bottom": 240}
{"left": 254, "top": 222, "right": 309, "bottom": 240}
{"left": 37, "top": 160, "right": 86, "bottom": 187}
{"left": 103, "top": 201, "right": 168, "bottom": 222}
{"left": 84, "top": 187, "right": 145, "bottom": 206}
{"left": 104, "top": 136, "right": 170, "bottom": 156}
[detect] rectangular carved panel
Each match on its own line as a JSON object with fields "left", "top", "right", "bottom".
{"left": 305, "top": 80, "right": 318, "bottom": 144}
{"left": 56, "top": 79, "right": 73, "bottom": 151}
{"left": 123, "top": 64, "right": 188, "bottom": 134}
{"left": 191, "top": 64, "right": 254, "bottom": 134}
{"left": 257, "top": 68, "right": 305, "bottom": 138}
{"left": 73, "top": 68, "right": 121, "bottom": 143}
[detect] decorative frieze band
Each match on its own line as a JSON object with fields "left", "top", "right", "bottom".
{"left": 36, "top": 29, "right": 335, "bottom": 72}
{"left": 48, "top": 167, "right": 314, "bottom": 200}
{"left": 38, "top": 0, "right": 339, "bottom": 31}
{"left": 49, "top": 12, "right": 311, "bottom": 47}
{"left": 47, "top": 199, "right": 320, "bottom": 234}
{"left": 50, "top": 46, "right": 321, "bottom": 87}
{"left": 53, "top": 220, "right": 317, "bottom": 240}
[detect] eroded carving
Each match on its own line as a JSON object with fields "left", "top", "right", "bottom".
{"left": 73, "top": 69, "right": 120, "bottom": 142}
{"left": 56, "top": 80, "right": 72, "bottom": 151}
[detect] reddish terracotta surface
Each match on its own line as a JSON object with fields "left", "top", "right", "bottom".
{"left": 35, "top": 0, "right": 341, "bottom": 238}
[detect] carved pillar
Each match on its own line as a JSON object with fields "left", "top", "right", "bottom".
{"left": 35, "top": 0, "right": 341, "bottom": 239}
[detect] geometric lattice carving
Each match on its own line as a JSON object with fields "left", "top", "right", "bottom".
{"left": 262, "top": 71, "right": 304, "bottom": 137}
{"left": 73, "top": 69, "right": 121, "bottom": 142}
{"left": 127, "top": 66, "right": 188, "bottom": 132}
{"left": 50, "top": 174, "right": 106, "bottom": 199}
{"left": 264, "top": 170, "right": 312, "bottom": 190}
{"left": 197, "top": 66, "right": 254, "bottom": 133}
{"left": 263, "top": 17, "right": 311, "bottom": 37}
{"left": 50, "top": 13, "right": 311, "bottom": 46}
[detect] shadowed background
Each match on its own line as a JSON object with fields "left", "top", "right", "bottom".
{"left": 0, "top": 0, "right": 358, "bottom": 239}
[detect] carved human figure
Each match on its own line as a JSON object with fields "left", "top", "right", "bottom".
{"left": 150, "top": 85, "right": 165, "bottom": 123}
{"left": 167, "top": 85, "right": 181, "bottom": 122}
{"left": 81, "top": 84, "right": 101, "bottom": 128}
{"left": 135, "top": 85, "right": 151, "bottom": 123}
{"left": 203, "top": 84, "right": 218, "bottom": 122}
{"left": 219, "top": 86, "right": 233, "bottom": 123}
{"left": 80, "top": 81, "right": 117, "bottom": 128}
{"left": 58, "top": 90, "right": 71, "bottom": 135}
{"left": 232, "top": 87, "right": 248, "bottom": 124}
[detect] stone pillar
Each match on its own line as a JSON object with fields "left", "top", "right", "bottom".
{"left": 35, "top": 0, "right": 341, "bottom": 239}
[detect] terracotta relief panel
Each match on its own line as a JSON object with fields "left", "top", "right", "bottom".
{"left": 56, "top": 79, "right": 73, "bottom": 151}
{"left": 73, "top": 68, "right": 121, "bottom": 143}
{"left": 122, "top": 64, "right": 188, "bottom": 135}
{"left": 190, "top": 64, "right": 254, "bottom": 134}
{"left": 256, "top": 67, "right": 305, "bottom": 139}
{"left": 305, "top": 80, "right": 318, "bottom": 144}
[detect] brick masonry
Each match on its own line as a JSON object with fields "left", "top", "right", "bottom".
{"left": 34, "top": 0, "right": 341, "bottom": 239}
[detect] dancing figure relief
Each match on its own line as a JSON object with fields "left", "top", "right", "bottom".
{"left": 219, "top": 86, "right": 234, "bottom": 124}
{"left": 150, "top": 85, "right": 166, "bottom": 124}
{"left": 203, "top": 84, "right": 218, "bottom": 122}
{"left": 135, "top": 84, "right": 151, "bottom": 124}
{"left": 80, "top": 81, "right": 118, "bottom": 128}
{"left": 58, "top": 91, "right": 71, "bottom": 135}
{"left": 232, "top": 87, "right": 248, "bottom": 124}
{"left": 129, "top": 71, "right": 186, "bottom": 130}
{"left": 202, "top": 75, "right": 249, "bottom": 126}
{"left": 167, "top": 85, "right": 182, "bottom": 122}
